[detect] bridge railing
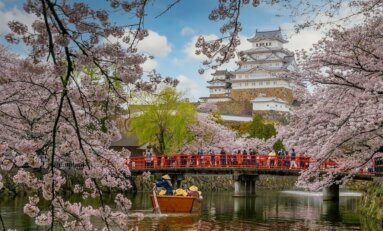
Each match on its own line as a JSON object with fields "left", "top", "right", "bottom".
{"left": 126, "top": 154, "right": 376, "bottom": 175}
{"left": 127, "top": 154, "right": 314, "bottom": 170}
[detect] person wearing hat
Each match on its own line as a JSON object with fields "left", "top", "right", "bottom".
{"left": 187, "top": 185, "right": 200, "bottom": 198}
{"left": 155, "top": 174, "right": 173, "bottom": 195}
{"left": 175, "top": 188, "right": 187, "bottom": 196}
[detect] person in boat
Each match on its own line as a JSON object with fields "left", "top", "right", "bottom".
{"left": 155, "top": 174, "right": 173, "bottom": 195}
{"left": 187, "top": 185, "right": 201, "bottom": 199}
{"left": 174, "top": 188, "right": 187, "bottom": 196}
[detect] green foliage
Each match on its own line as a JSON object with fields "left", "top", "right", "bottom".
{"left": 239, "top": 114, "right": 277, "bottom": 140}
{"left": 273, "top": 139, "right": 285, "bottom": 152}
{"left": 129, "top": 87, "right": 196, "bottom": 155}
{"left": 360, "top": 182, "right": 383, "bottom": 222}
{"left": 211, "top": 111, "right": 224, "bottom": 125}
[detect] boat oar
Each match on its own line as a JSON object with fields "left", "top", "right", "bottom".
{"left": 152, "top": 186, "right": 161, "bottom": 214}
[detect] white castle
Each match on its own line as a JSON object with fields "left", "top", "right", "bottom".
{"left": 200, "top": 28, "right": 296, "bottom": 114}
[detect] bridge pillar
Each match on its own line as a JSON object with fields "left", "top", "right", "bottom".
{"left": 233, "top": 180, "right": 246, "bottom": 197}
{"left": 248, "top": 180, "right": 256, "bottom": 195}
{"left": 232, "top": 172, "right": 258, "bottom": 197}
{"left": 323, "top": 184, "right": 339, "bottom": 201}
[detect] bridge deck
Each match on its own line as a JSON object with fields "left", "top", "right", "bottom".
{"left": 127, "top": 154, "right": 376, "bottom": 180}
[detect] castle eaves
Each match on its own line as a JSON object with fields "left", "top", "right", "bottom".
{"left": 247, "top": 28, "right": 288, "bottom": 43}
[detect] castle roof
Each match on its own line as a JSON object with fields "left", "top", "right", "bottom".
{"left": 251, "top": 95, "right": 288, "bottom": 104}
{"left": 211, "top": 69, "right": 234, "bottom": 76}
{"left": 247, "top": 28, "right": 288, "bottom": 43}
{"left": 207, "top": 69, "right": 234, "bottom": 83}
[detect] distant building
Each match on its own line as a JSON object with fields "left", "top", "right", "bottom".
{"left": 199, "top": 70, "right": 234, "bottom": 103}
{"left": 251, "top": 95, "right": 290, "bottom": 113}
{"left": 200, "top": 28, "right": 296, "bottom": 115}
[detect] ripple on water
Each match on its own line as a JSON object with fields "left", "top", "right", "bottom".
{"left": 281, "top": 190, "right": 363, "bottom": 197}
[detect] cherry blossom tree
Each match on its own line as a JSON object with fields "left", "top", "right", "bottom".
{"left": 182, "top": 113, "right": 275, "bottom": 154}
{"left": 0, "top": 0, "right": 381, "bottom": 229}
{"left": 0, "top": 0, "right": 153, "bottom": 229}
{"left": 281, "top": 14, "right": 383, "bottom": 190}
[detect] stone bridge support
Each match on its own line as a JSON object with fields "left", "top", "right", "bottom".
{"left": 232, "top": 172, "right": 258, "bottom": 197}
{"left": 322, "top": 184, "right": 339, "bottom": 201}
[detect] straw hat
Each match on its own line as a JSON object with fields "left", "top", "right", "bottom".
{"left": 189, "top": 185, "right": 198, "bottom": 192}
{"left": 158, "top": 189, "right": 166, "bottom": 195}
{"left": 162, "top": 174, "right": 171, "bottom": 180}
{"left": 175, "top": 188, "right": 187, "bottom": 196}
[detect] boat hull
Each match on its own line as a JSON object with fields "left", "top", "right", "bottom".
{"left": 150, "top": 195, "right": 201, "bottom": 213}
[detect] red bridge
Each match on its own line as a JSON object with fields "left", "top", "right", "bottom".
{"left": 127, "top": 154, "right": 376, "bottom": 176}
{"left": 127, "top": 154, "right": 380, "bottom": 200}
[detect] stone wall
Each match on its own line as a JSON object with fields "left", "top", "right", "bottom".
{"left": 216, "top": 101, "right": 252, "bottom": 115}
{"left": 209, "top": 93, "right": 227, "bottom": 98}
{"left": 230, "top": 88, "right": 293, "bottom": 102}
{"left": 253, "top": 110, "right": 291, "bottom": 125}
{"left": 133, "top": 174, "right": 298, "bottom": 192}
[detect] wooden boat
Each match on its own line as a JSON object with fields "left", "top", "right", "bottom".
{"left": 150, "top": 195, "right": 202, "bottom": 213}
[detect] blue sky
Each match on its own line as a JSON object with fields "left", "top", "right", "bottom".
{"left": 0, "top": 0, "right": 326, "bottom": 101}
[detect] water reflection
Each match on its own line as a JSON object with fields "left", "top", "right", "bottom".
{"left": 129, "top": 190, "right": 382, "bottom": 231}
{"left": 1, "top": 190, "right": 382, "bottom": 231}
{"left": 321, "top": 200, "right": 342, "bottom": 223}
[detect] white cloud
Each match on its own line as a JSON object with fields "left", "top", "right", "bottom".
{"left": 180, "top": 27, "right": 196, "bottom": 36}
{"left": 0, "top": 7, "right": 36, "bottom": 35}
{"left": 280, "top": 2, "right": 367, "bottom": 52}
{"left": 107, "top": 29, "right": 171, "bottom": 58}
{"left": 141, "top": 58, "right": 158, "bottom": 73}
{"left": 200, "top": 69, "right": 214, "bottom": 81}
{"left": 176, "top": 75, "right": 201, "bottom": 101}
{"left": 281, "top": 23, "right": 325, "bottom": 52}
{"left": 137, "top": 30, "right": 171, "bottom": 57}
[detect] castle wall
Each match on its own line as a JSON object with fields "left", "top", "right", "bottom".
{"left": 230, "top": 88, "right": 293, "bottom": 102}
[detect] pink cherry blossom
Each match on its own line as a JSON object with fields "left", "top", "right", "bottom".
{"left": 281, "top": 14, "right": 383, "bottom": 190}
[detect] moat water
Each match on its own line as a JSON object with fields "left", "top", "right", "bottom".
{"left": 1, "top": 190, "right": 382, "bottom": 230}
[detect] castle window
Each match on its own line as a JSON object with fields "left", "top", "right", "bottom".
{"left": 266, "top": 81, "right": 270, "bottom": 85}
{"left": 252, "top": 82, "right": 255, "bottom": 86}
{"left": 239, "top": 83, "right": 242, "bottom": 86}
{"left": 259, "top": 82, "right": 263, "bottom": 86}
{"left": 274, "top": 81, "right": 277, "bottom": 85}
{"left": 245, "top": 83, "right": 248, "bottom": 86}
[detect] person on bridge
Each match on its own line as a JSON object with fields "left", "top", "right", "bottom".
{"left": 220, "top": 148, "right": 226, "bottom": 166}
{"left": 197, "top": 146, "right": 204, "bottom": 166}
{"left": 290, "top": 148, "right": 298, "bottom": 169}
{"left": 268, "top": 150, "right": 276, "bottom": 167}
{"left": 208, "top": 149, "right": 215, "bottom": 166}
{"left": 155, "top": 174, "right": 173, "bottom": 195}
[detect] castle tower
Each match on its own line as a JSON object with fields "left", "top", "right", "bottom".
{"left": 230, "top": 28, "right": 296, "bottom": 108}
{"left": 200, "top": 70, "right": 234, "bottom": 103}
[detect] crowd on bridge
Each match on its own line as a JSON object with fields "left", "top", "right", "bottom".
{"left": 136, "top": 146, "right": 310, "bottom": 170}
